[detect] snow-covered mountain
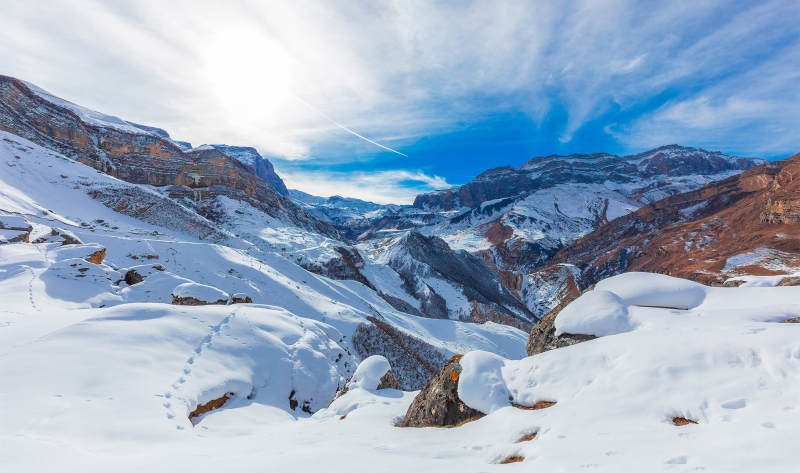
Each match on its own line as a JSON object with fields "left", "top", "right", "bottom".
{"left": 290, "top": 189, "right": 404, "bottom": 239}
{"left": 0, "top": 129, "right": 527, "bottom": 392}
{"left": 1, "top": 73, "right": 798, "bottom": 472}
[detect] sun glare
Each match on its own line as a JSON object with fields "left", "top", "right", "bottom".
{"left": 204, "top": 29, "right": 293, "bottom": 132}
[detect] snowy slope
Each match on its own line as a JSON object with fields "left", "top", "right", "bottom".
{"left": 0, "top": 130, "right": 528, "bottom": 371}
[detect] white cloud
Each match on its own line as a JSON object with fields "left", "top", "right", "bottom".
{"left": 279, "top": 168, "right": 453, "bottom": 205}
{"left": 0, "top": 0, "right": 796, "bottom": 160}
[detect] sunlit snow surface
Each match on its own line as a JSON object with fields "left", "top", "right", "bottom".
{"left": 1, "top": 131, "right": 798, "bottom": 471}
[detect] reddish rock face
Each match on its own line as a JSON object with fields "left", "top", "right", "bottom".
{"left": 555, "top": 153, "right": 800, "bottom": 284}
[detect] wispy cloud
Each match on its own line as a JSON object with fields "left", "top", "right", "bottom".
{"left": 279, "top": 168, "right": 453, "bottom": 204}
{"left": 0, "top": 0, "right": 797, "bottom": 192}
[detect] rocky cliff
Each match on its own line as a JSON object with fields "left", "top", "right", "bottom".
{"left": 554, "top": 152, "right": 800, "bottom": 284}
{"left": 0, "top": 75, "right": 337, "bottom": 238}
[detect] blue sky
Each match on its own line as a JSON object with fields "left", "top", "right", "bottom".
{"left": 1, "top": 0, "right": 798, "bottom": 203}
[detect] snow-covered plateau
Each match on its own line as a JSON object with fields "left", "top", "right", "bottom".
{"left": 0, "top": 130, "right": 798, "bottom": 471}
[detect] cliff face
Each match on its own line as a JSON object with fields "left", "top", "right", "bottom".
{"left": 412, "top": 146, "right": 764, "bottom": 211}
{"left": 555, "top": 153, "right": 800, "bottom": 284}
{"left": 210, "top": 144, "right": 289, "bottom": 197}
{"left": 0, "top": 75, "right": 338, "bottom": 238}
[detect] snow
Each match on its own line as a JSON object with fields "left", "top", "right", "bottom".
{"left": 22, "top": 81, "right": 151, "bottom": 135}
{"left": 595, "top": 271, "right": 707, "bottom": 309}
{"left": 347, "top": 355, "right": 392, "bottom": 390}
{"left": 173, "top": 282, "right": 230, "bottom": 303}
{"left": 724, "top": 273, "right": 800, "bottom": 287}
{"left": 452, "top": 274, "right": 800, "bottom": 470}
{"left": 1, "top": 129, "right": 796, "bottom": 470}
{"left": 554, "top": 289, "right": 634, "bottom": 336}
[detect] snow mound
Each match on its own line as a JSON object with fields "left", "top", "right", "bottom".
{"left": 457, "top": 351, "right": 510, "bottom": 415}
{"left": 316, "top": 355, "right": 406, "bottom": 421}
{"left": 50, "top": 243, "right": 105, "bottom": 262}
{"left": 724, "top": 273, "right": 800, "bottom": 287}
{"left": 172, "top": 282, "right": 230, "bottom": 304}
{"left": 348, "top": 355, "right": 391, "bottom": 391}
{"left": 121, "top": 271, "right": 193, "bottom": 303}
{"left": 554, "top": 289, "right": 634, "bottom": 336}
{"left": 595, "top": 272, "right": 707, "bottom": 309}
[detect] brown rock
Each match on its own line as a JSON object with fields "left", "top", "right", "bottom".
{"left": 672, "top": 417, "right": 697, "bottom": 426}
{"left": 722, "top": 279, "right": 746, "bottom": 287}
{"left": 399, "top": 355, "right": 484, "bottom": 428}
{"left": 189, "top": 392, "right": 233, "bottom": 421}
{"left": 376, "top": 370, "right": 400, "bottom": 390}
{"left": 781, "top": 317, "right": 800, "bottom": 323}
{"left": 124, "top": 269, "right": 144, "bottom": 286}
{"left": 230, "top": 294, "right": 253, "bottom": 304}
{"left": 778, "top": 277, "right": 800, "bottom": 287}
{"left": 171, "top": 296, "right": 228, "bottom": 306}
{"left": 85, "top": 248, "right": 106, "bottom": 264}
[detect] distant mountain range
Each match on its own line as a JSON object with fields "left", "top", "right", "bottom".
{"left": 1, "top": 72, "right": 795, "bottom": 345}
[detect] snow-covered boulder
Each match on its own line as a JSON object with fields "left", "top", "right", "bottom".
{"left": 399, "top": 355, "right": 484, "bottom": 427}
{"left": 723, "top": 273, "right": 800, "bottom": 287}
{"left": 121, "top": 271, "right": 193, "bottom": 303}
{"left": 32, "top": 227, "right": 82, "bottom": 246}
{"left": 595, "top": 272, "right": 707, "bottom": 309}
{"left": 348, "top": 356, "right": 397, "bottom": 391}
{"left": 0, "top": 215, "right": 32, "bottom": 244}
{"left": 554, "top": 289, "right": 635, "bottom": 337}
{"left": 50, "top": 243, "right": 107, "bottom": 264}
{"left": 172, "top": 282, "right": 230, "bottom": 306}
{"left": 230, "top": 293, "right": 253, "bottom": 304}
{"left": 121, "top": 264, "right": 165, "bottom": 286}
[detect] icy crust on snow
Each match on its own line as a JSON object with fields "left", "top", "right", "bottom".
{"left": 595, "top": 272, "right": 707, "bottom": 309}
{"left": 173, "top": 282, "right": 230, "bottom": 303}
{"left": 554, "top": 290, "right": 634, "bottom": 336}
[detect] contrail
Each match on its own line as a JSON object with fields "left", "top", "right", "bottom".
{"left": 290, "top": 93, "right": 408, "bottom": 157}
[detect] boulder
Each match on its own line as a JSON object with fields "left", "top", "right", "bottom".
{"left": 527, "top": 285, "right": 597, "bottom": 356}
{"left": 399, "top": 355, "right": 484, "bottom": 428}
{"left": 171, "top": 283, "right": 229, "bottom": 306}
{"left": 32, "top": 227, "right": 82, "bottom": 246}
{"left": 777, "top": 277, "right": 800, "bottom": 287}
{"left": 722, "top": 279, "right": 747, "bottom": 287}
{"left": 122, "top": 264, "right": 165, "bottom": 286}
{"left": 230, "top": 293, "right": 253, "bottom": 304}
{"left": 0, "top": 215, "right": 32, "bottom": 244}
{"left": 125, "top": 269, "right": 145, "bottom": 286}
{"left": 85, "top": 248, "right": 106, "bottom": 264}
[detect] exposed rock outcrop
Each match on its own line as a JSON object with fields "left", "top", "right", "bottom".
{"left": 32, "top": 227, "right": 82, "bottom": 246}
{"left": 171, "top": 283, "right": 229, "bottom": 306}
{"left": 230, "top": 293, "right": 253, "bottom": 304}
{"left": 0, "top": 215, "right": 32, "bottom": 244}
{"left": 526, "top": 285, "right": 597, "bottom": 356}
{"left": 399, "top": 355, "right": 484, "bottom": 428}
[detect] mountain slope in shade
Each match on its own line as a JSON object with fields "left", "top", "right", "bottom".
{"left": 555, "top": 152, "right": 800, "bottom": 284}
